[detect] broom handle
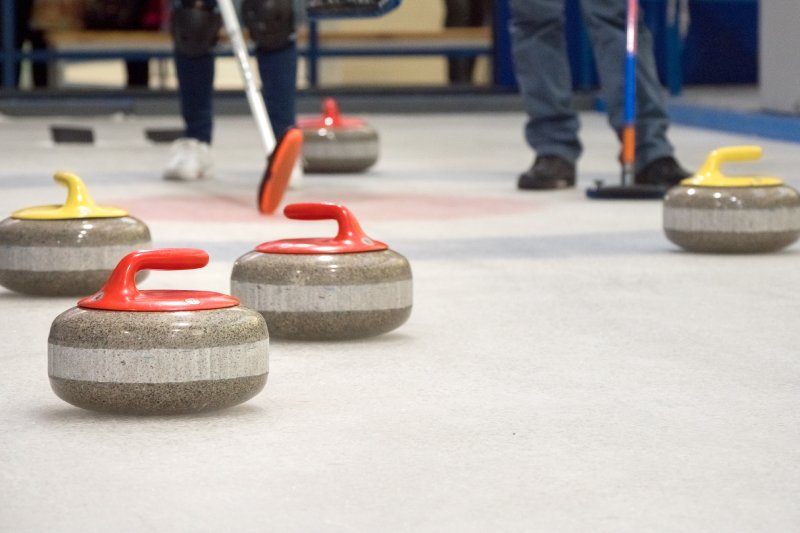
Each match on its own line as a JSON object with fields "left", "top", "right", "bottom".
{"left": 621, "top": 0, "right": 638, "bottom": 186}
{"left": 217, "top": 0, "right": 276, "bottom": 155}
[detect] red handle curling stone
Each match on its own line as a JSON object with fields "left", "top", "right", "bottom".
{"left": 255, "top": 203, "right": 388, "bottom": 254}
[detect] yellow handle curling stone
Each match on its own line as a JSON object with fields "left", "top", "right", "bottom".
{"left": 0, "top": 171, "right": 151, "bottom": 295}
{"left": 663, "top": 146, "right": 800, "bottom": 253}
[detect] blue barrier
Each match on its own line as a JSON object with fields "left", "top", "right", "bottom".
{"left": 565, "top": 0, "right": 757, "bottom": 95}
{"left": 0, "top": 0, "right": 495, "bottom": 90}
{"left": 0, "top": 0, "right": 759, "bottom": 92}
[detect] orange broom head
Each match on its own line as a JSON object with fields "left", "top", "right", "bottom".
{"left": 258, "top": 127, "right": 303, "bottom": 215}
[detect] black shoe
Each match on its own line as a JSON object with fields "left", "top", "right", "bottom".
{"left": 634, "top": 156, "right": 691, "bottom": 187}
{"left": 517, "top": 155, "right": 576, "bottom": 190}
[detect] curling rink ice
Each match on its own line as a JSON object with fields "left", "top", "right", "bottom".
{"left": 1, "top": 110, "right": 798, "bottom": 532}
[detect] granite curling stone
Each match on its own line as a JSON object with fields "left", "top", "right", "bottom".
{"left": 231, "top": 202, "right": 412, "bottom": 340}
{"left": 299, "top": 98, "right": 379, "bottom": 173}
{"left": 663, "top": 146, "right": 800, "bottom": 253}
{"left": 0, "top": 171, "right": 152, "bottom": 296}
{"left": 48, "top": 248, "right": 269, "bottom": 415}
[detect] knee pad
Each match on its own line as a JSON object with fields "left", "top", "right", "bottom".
{"left": 171, "top": 4, "right": 222, "bottom": 57}
{"left": 242, "top": 0, "right": 296, "bottom": 52}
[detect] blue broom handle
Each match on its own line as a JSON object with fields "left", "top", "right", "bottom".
{"left": 621, "top": 0, "right": 638, "bottom": 185}
{"left": 624, "top": 0, "right": 638, "bottom": 127}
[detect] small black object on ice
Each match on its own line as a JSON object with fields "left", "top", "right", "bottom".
{"left": 144, "top": 128, "right": 184, "bottom": 144}
{"left": 50, "top": 126, "right": 94, "bottom": 144}
{"left": 586, "top": 180, "right": 667, "bottom": 200}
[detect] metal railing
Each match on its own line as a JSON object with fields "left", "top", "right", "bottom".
{"left": 0, "top": 0, "right": 507, "bottom": 90}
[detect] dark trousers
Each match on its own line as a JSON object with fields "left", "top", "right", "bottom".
{"left": 174, "top": 43, "right": 297, "bottom": 144}
{"left": 0, "top": 0, "right": 49, "bottom": 87}
{"left": 126, "top": 61, "right": 150, "bottom": 87}
{"left": 510, "top": 0, "right": 673, "bottom": 169}
{"left": 444, "top": 0, "right": 492, "bottom": 84}
{"left": 171, "top": 0, "right": 298, "bottom": 144}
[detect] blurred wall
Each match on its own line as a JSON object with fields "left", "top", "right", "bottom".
{"left": 760, "top": 0, "right": 800, "bottom": 114}
{"left": 314, "top": 0, "right": 490, "bottom": 86}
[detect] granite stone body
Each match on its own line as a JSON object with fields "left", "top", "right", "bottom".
{"left": 302, "top": 126, "right": 380, "bottom": 173}
{"left": 231, "top": 249, "right": 412, "bottom": 340}
{"left": 48, "top": 306, "right": 269, "bottom": 414}
{"left": 0, "top": 216, "right": 151, "bottom": 295}
{"left": 663, "top": 185, "right": 800, "bottom": 253}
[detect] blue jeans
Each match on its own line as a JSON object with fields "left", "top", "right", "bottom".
{"left": 172, "top": 0, "right": 298, "bottom": 144}
{"left": 510, "top": 0, "right": 674, "bottom": 170}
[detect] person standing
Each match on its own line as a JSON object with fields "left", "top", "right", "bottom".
{"left": 443, "top": 0, "right": 492, "bottom": 84}
{"left": 0, "top": 0, "right": 49, "bottom": 88}
{"left": 164, "top": 0, "right": 303, "bottom": 180}
{"left": 510, "top": 0, "right": 690, "bottom": 190}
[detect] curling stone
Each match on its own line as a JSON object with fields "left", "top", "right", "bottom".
{"left": 231, "top": 202, "right": 412, "bottom": 340}
{"left": 298, "top": 98, "right": 379, "bottom": 173}
{"left": 663, "top": 146, "right": 800, "bottom": 253}
{"left": 0, "top": 171, "right": 152, "bottom": 296}
{"left": 48, "top": 249, "right": 269, "bottom": 415}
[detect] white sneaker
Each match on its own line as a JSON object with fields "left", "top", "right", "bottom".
{"left": 288, "top": 156, "right": 303, "bottom": 190}
{"left": 163, "top": 138, "right": 213, "bottom": 181}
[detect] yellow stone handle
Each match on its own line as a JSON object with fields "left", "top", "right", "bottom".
{"left": 55, "top": 171, "right": 100, "bottom": 215}
{"left": 11, "top": 171, "right": 128, "bottom": 219}
{"left": 682, "top": 145, "right": 783, "bottom": 187}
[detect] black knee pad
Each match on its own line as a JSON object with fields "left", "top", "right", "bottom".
{"left": 171, "top": 5, "right": 222, "bottom": 57}
{"left": 242, "top": 0, "right": 296, "bottom": 52}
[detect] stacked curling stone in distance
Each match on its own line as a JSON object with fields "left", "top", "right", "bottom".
{"left": 0, "top": 171, "right": 151, "bottom": 295}
{"left": 48, "top": 249, "right": 269, "bottom": 415}
{"left": 663, "top": 146, "right": 800, "bottom": 253}
{"left": 231, "top": 203, "right": 412, "bottom": 340}
{"left": 299, "top": 98, "right": 380, "bottom": 173}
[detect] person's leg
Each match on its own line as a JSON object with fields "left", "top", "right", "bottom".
{"left": 579, "top": 0, "right": 673, "bottom": 170}
{"left": 7, "top": 0, "right": 37, "bottom": 86}
{"left": 126, "top": 61, "right": 150, "bottom": 88}
{"left": 174, "top": 53, "right": 214, "bottom": 142}
{"left": 241, "top": 0, "right": 298, "bottom": 139}
{"left": 445, "top": 0, "right": 476, "bottom": 84}
{"left": 28, "top": 30, "right": 49, "bottom": 88}
{"left": 510, "top": 0, "right": 581, "bottom": 165}
{"left": 165, "top": 0, "right": 219, "bottom": 180}
{"left": 171, "top": 0, "right": 219, "bottom": 143}
{"left": 256, "top": 43, "right": 297, "bottom": 140}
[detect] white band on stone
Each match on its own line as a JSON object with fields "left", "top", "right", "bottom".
{"left": 232, "top": 279, "right": 412, "bottom": 313}
{"left": 664, "top": 207, "right": 800, "bottom": 233}
{"left": 48, "top": 340, "right": 269, "bottom": 383}
{"left": 0, "top": 243, "right": 151, "bottom": 271}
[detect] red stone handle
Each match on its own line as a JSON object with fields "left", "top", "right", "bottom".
{"left": 78, "top": 249, "right": 237, "bottom": 311}
{"left": 284, "top": 203, "right": 370, "bottom": 246}
{"left": 103, "top": 248, "right": 207, "bottom": 299}
{"left": 321, "top": 97, "right": 342, "bottom": 126}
